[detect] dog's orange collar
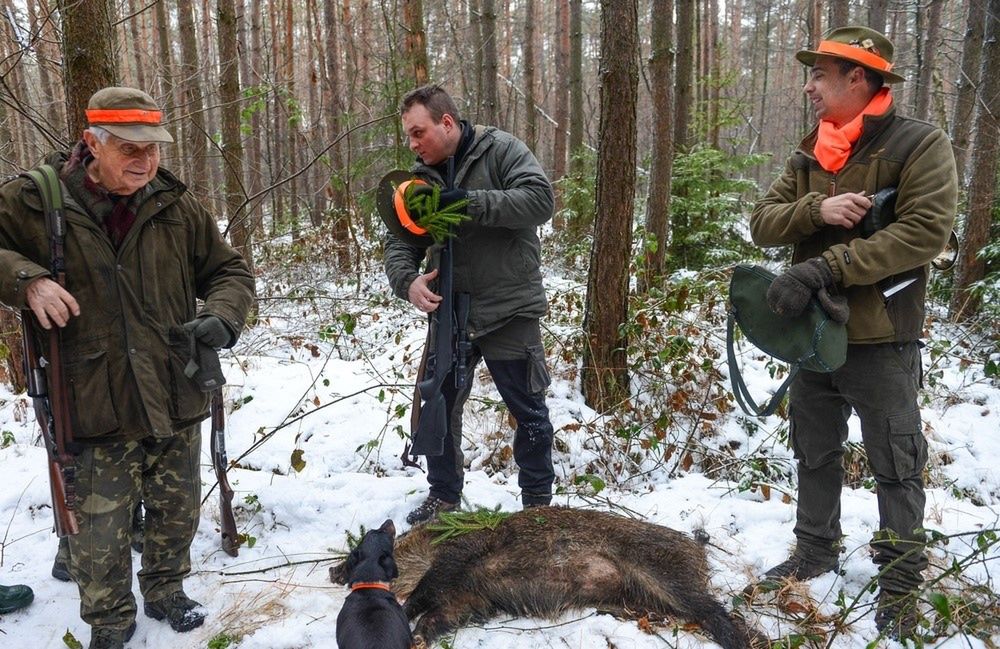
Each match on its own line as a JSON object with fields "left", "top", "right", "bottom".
{"left": 350, "top": 581, "right": 392, "bottom": 592}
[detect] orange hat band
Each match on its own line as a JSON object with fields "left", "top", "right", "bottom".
{"left": 393, "top": 179, "right": 429, "bottom": 236}
{"left": 815, "top": 40, "right": 893, "bottom": 73}
{"left": 86, "top": 109, "right": 163, "bottom": 125}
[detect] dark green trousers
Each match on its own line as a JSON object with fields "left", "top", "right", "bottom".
{"left": 67, "top": 426, "right": 201, "bottom": 629}
{"left": 788, "top": 341, "right": 928, "bottom": 593}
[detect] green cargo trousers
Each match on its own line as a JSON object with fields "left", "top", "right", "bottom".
{"left": 66, "top": 426, "right": 201, "bottom": 629}
{"left": 788, "top": 341, "right": 928, "bottom": 594}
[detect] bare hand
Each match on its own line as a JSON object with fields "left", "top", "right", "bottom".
{"left": 407, "top": 269, "right": 443, "bottom": 313}
{"left": 819, "top": 192, "right": 871, "bottom": 229}
{"left": 25, "top": 277, "right": 80, "bottom": 329}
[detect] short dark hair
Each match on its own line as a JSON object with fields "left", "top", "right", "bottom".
{"left": 836, "top": 59, "right": 884, "bottom": 94}
{"left": 400, "top": 85, "right": 461, "bottom": 123}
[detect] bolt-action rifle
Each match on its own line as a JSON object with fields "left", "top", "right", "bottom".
{"left": 20, "top": 164, "right": 79, "bottom": 538}
{"left": 211, "top": 389, "right": 240, "bottom": 556}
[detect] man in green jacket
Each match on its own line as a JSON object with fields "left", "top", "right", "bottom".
{"left": 747, "top": 27, "right": 957, "bottom": 640}
{"left": 0, "top": 87, "right": 254, "bottom": 649}
{"left": 384, "top": 85, "right": 556, "bottom": 525}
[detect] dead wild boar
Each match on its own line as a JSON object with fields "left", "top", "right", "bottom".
{"left": 331, "top": 506, "right": 751, "bottom": 649}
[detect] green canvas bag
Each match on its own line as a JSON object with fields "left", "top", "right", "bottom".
{"left": 727, "top": 264, "right": 847, "bottom": 416}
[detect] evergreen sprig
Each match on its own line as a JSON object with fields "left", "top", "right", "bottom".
{"left": 403, "top": 183, "right": 469, "bottom": 243}
{"left": 425, "top": 507, "right": 511, "bottom": 544}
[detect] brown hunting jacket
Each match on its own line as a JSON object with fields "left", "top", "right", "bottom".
{"left": 0, "top": 151, "right": 255, "bottom": 442}
{"left": 751, "top": 105, "right": 957, "bottom": 343}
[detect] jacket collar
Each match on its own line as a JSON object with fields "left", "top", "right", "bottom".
{"left": 799, "top": 104, "right": 897, "bottom": 162}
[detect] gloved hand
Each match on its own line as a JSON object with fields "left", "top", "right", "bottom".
{"left": 767, "top": 257, "right": 850, "bottom": 324}
{"left": 182, "top": 315, "right": 233, "bottom": 349}
{"left": 408, "top": 185, "right": 469, "bottom": 213}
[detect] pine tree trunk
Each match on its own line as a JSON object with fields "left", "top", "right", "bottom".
{"left": 951, "top": 0, "right": 986, "bottom": 183}
{"left": 674, "top": 0, "right": 694, "bottom": 151}
{"left": 568, "top": 0, "right": 583, "bottom": 168}
{"left": 523, "top": 0, "right": 537, "bottom": 152}
{"left": 950, "top": 0, "right": 1000, "bottom": 321}
{"left": 59, "top": 0, "right": 118, "bottom": 139}
{"left": 127, "top": 0, "right": 148, "bottom": 92}
{"left": 551, "top": 0, "right": 570, "bottom": 220}
{"left": 641, "top": 0, "right": 674, "bottom": 292}
{"left": 176, "top": 0, "right": 211, "bottom": 199}
{"left": 914, "top": 0, "right": 943, "bottom": 123}
{"left": 868, "top": 0, "right": 889, "bottom": 33}
{"left": 480, "top": 0, "right": 500, "bottom": 125}
{"left": 28, "top": 0, "right": 66, "bottom": 139}
{"left": 402, "top": 0, "right": 430, "bottom": 87}
{"left": 582, "top": 0, "right": 638, "bottom": 413}
{"left": 829, "top": 0, "right": 849, "bottom": 28}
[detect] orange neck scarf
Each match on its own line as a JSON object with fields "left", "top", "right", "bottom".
{"left": 814, "top": 88, "right": 892, "bottom": 172}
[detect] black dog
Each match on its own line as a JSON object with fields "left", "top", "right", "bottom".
{"left": 334, "top": 519, "right": 412, "bottom": 649}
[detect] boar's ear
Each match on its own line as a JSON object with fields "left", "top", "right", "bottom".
{"left": 379, "top": 552, "right": 399, "bottom": 580}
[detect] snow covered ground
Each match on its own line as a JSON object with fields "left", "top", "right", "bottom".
{"left": 0, "top": 260, "right": 997, "bottom": 649}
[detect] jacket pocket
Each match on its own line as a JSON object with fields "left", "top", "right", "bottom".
{"left": 526, "top": 343, "right": 551, "bottom": 394}
{"left": 167, "top": 327, "right": 210, "bottom": 421}
{"left": 887, "top": 409, "right": 926, "bottom": 479}
{"left": 64, "top": 351, "right": 120, "bottom": 438}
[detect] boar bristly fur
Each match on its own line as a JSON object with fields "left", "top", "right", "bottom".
{"left": 333, "top": 507, "right": 751, "bottom": 649}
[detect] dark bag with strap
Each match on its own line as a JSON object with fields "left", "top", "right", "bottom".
{"left": 727, "top": 264, "right": 847, "bottom": 417}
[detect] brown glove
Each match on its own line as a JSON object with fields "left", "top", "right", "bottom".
{"left": 767, "top": 257, "right": 850, "bottom": 324}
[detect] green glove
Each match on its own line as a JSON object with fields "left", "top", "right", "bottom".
{"left": 767, "top": 257, "right": 850, "bottom": 324}
{"left": 182, "top": 315, "right": 233, "bottom": 349}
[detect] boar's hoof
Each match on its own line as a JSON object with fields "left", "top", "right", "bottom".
{"left": 411, "top": 634, "right": 428, "bottom": 649}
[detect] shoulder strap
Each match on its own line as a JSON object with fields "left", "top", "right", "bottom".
{"left": 727, "top": 309, "right": 799, "bottom": 417}
{"left": 21, "top": 164, "right": 66, "bottom": 283}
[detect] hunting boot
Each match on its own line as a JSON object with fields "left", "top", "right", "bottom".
{"left": 89, "top": 622, "right": 136, "bottom": 649}
{"left": 406, "top": 496, "right": 458, "bottom": 525}
{"left": 52, "top": 536, "right": 72, "bottom": 582}
{"left": 745, "top": 551, "right": 839, "bottom": 595}
{"left": 521, "top": 492, "right": 552, "bottom": 508}
{"left": 0, "top": 583, "right": 33, "bottom": 614}
{"left": 875, "top": 589, "right": 920, "bottom": 641}
{"left": 144, "top": 591, "right": 206, "bottom": 632}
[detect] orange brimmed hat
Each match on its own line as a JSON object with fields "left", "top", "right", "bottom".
{"left": 376, "top": 170, "right": 435, "bottom": 246}
{"left": 796, "top": 26, "right": 904, "bottom": 84}
{"left": 85, "top": 87, "right": 174, "bottom": 143}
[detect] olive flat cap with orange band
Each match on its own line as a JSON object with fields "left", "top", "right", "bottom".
{"left": 796, "top": 26, "right": 905, "bottom": 84}
{"left": 85, "top": 87, "right": 174, "bottom": 143}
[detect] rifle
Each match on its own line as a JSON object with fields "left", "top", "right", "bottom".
{"left": 411, "top": 156, "right": 463, "bottom": 456}
{"left": 20, "top": 164, "right": 78, "bottom": 537}
{"left": 211, "top": 389, "right": 240, "bottom": 556}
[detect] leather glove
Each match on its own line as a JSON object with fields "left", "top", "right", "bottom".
{"left": 408, "top": 185, "right": 469, "bottom": 213}
{"left": 767, "top": 257, "right": 850, "bottom": 324}
{"left": 182, "top": 315, "right": 233, "bottom": 349}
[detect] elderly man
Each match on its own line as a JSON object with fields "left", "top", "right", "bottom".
{"left": 0, "top": 87, "right": 254, "bottom": 648}
{"left": 748, "top": 27, "right": 957, "bottom": 640}
{"left": 384, "top": 85, "right": 556, "bottom": 524}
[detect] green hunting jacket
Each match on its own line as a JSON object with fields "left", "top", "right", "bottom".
{"left": 750, "top": 105, "right": 957, "bottom": 343}
{"left": 384, "top": 125, "right": 553, "bottom": 339}
{"left": 0, "top": 152, "right": 255, "bottom": 443}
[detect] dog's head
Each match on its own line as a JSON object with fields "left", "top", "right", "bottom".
{"left": 330, "top": 519, "right": 397, "bottom": 585}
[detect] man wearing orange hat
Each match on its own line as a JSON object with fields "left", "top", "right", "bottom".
{"left": 748, "top": 27, "right": 957, "bottom": 640}
{"left": 0, "top": 87, "right": 254, "bottom": 648}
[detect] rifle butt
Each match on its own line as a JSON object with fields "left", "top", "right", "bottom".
{"left": 48, "top": 460, "right": 79, "bottom": 537}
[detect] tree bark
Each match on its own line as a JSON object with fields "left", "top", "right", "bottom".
{"left": 479, "top": 0, "right": 500, "bottom": 125}
{"left": 674, "top": 0, "right": 694, "bottom": 151}
{"left": 951, "top": 0, "right": 986, "bottom": 183}
{"left": 868, "top": 0, "right": 889, "bottom": 33}
{"left": 58, "top": 0, "right": 118, "bottom": 139}
{"left": 523, "top": 0, "right": 537, "bottom": 152}
{"left": 914, "top": 0, "right": 943, "bottom": 123}
{"left": 950, "top": 0, "right": 1000, "bottom": 321}
{"left": 176, "top": 0, "right": 210, "bottom": 199}
{"left": 402, "top": 0, "right": 430, "bottom": 87}
{"left": 641, "top": 0, "right": 674, "bottom": 292}
{"left": 568, "top": 0, "right": 583, "bottom": 167}
{"left": 582, "top": 0, "right": 638, "bottom": 412}
{"left": 828, "top": 0, "right": 849, "bottom": 28}
{"left": 552, "top": 0, "right": 570, "bottom": 210}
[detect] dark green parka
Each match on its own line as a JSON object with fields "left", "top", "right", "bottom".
{"left": 0, "top": 153, "right": 254, "bottom": 442}
{"left": 750, "top": 105, "right": 957, "bottom": 343}
{"left": 384, "top": 125, "right": 554, "bottom": 339}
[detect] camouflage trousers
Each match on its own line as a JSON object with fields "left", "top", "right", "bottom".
{"left": 63, "top": 425, "right": 202, "bottom": 629}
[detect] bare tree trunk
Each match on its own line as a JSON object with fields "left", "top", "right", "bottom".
{"left": 641, "top": 0, "right": 674, "bottom": 292}
{"left": 480, "top": 0, "right": 500, "bottom": 125}
{"left": 284, "top": 0, "right": 300, "bottom": 238}
{"left": 951, "top": 0, "right": 986, "bottom": 183}
{"left": 59, "top": 0, "right": 118, "bottom": 139}
{"left": 707, "top": 0, "right": 720, "bottom": 147}
{"left": 245, "top": 0, "right": 266, "bottom": 234}
{"left": 176, "top": 0, "right": 210, "bottom": 199}
{"left": 218, "top": 0, "right": 257, "bottom": 294}
{"left": 552, "top": 0, "right": 569, "bottom": 203}
{"left": 828, "top": 0, "right": 848, "bottom": 29}
{"left": 322, "top": 0, "right": 351, "bottom": 271}
{"left": 127, "top": 0, "right": 148, "bottom": 91}
{"left": 28, "top": 0, "right": 65, "bottom": 136}
{"left": 914, "top": 0, "right": 943, "bottom": 123}
{"left": 582, "top": 0, "right": 638, "bottom": 412}
{"left": 868, "top": 0, "right": 889, "bottom": 33}
{"left": 523, "top": 0, "right": 537, "bottom": 152}
{"left": 950, "top": 0, "right": 1000, "bottom": 321}
{"left": 674, "top": 0, "right": 694, "bottom": 151}
{"left": 402, "top": 0, "right": 429, "bottom": 86}
{"left": 568, "top": 0, "right": 583, "bottom": 167}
